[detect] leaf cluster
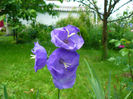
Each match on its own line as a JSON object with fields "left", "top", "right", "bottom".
{"left": 0, "top": 0, "right": 55, "bottom": 22}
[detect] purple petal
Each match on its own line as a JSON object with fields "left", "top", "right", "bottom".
{"left": 53, "top": 73, "right": 76, "bottom": 89}
{"left": 51, "top": 29, "right": 76, "bottom": 50}
{"left": 47, "top": 48, "right": 79, "bottom": 89}
{"left": 32, "top": 42, "right": 47, "bottom": 72}
{"left": 51, "top": 25, "right": 84, "bottom": 51}
{"left": 69, "top": 34, "right": 84, "bottom": 50}
{"left": 64, "top": 25, "right": 80, "bottom": 34}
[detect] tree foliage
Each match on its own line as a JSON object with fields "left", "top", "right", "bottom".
{"left": 0, "top": 0, "right": 58, "bottom": 41}
{"left": 0, "top": 0, "right": 56, "bottom": 21}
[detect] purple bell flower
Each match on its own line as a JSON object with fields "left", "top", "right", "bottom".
{"left": 31, "top": 42, "right": 47, "bottom": 72}
{"left": 51, "top": 25, "right": 84, "bottom": 51}
{"left": 47, "top": 48, "right": 79, "bottom": 89}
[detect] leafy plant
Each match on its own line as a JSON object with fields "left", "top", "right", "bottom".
{"left": 16, "top": 23, "right": 54, "bottom": 43}
{"left": 3, "top": 85, "right": 8, "bottom": 99}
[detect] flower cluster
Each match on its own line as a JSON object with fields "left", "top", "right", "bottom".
{"left": 31, "top": 25, "right": 84, "bottom": 89}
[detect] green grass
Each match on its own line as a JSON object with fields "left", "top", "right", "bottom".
{"left": 0, "top": 36, "right": 132, "bottom": 99}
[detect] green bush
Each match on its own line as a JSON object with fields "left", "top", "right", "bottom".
{"left": 36, "top": 24, "right": 54, "bottom": 42}
{"left": 16, "top": 25, "right": 36, "bottom": 43}
{"left": 17, "top": 23, "right": 54, "bottom": 43}
{"left": 107, "top": 22, "right": 133, "bottom": 49}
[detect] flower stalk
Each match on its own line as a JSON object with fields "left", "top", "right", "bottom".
{"left": 58, "top": 89, "right": 60, "bottom": 99}
{"left": 128, "top": 51, "right": 133, "bottom": 81}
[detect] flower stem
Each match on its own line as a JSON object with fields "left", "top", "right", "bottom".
{"left": 58, "top": 89, "right": 60, "bottom": 99}
{"left": 128, "top": 51, "right": 133, "bottom": 82}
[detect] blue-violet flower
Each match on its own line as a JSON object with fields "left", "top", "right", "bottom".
{"left": 51, "top": 25, "right": 84, "bottom": 51}
{"left": 31, "top": 42, "right": 47, "bottom": 72}
{"left": 47, "top": 48, "right": 79, "bottom": 89}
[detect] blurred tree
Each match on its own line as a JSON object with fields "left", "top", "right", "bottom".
{"left": 0, "top": 0, "right": 56, "bottom": 20}
{"left": 79, "top": 0, "right": 133, "bottom": 60}
{"left": 0, "top": 0, "right": 58, "bottom": 40}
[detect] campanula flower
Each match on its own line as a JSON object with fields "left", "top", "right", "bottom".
{"left": 51, "top": 25, "right": 84, "bottom": 51}
{"left": 47, "top": 48, "right": 79, "bottom": 89}
{"left": 31, "top": 42, "right": 47, "bottom": 72}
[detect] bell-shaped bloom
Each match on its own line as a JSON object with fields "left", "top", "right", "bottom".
{"left": 51, "top": 25, "right": 84, "bottom": 51}
{"left": 31, "top": 42, "right": 47, "bottom": 72}
{"left": 47, "top": 48, "right": 79, "bottom": 89}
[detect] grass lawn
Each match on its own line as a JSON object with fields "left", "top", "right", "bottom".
{"left": 0, "top": 36, "right": 132, "bottom": 99}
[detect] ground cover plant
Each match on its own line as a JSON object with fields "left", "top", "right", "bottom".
{"left": 0, "top": 36, "right": 133, "bottom": 98}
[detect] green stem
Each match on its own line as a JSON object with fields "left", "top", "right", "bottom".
{"left": 58, "top": 89, "right": 60, "bottom": 99}
{"left": 128, "top": 51, "right": 133, "bottom": 82}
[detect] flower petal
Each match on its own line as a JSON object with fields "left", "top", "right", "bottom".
{"left": 32, "top": 42, "right": 47, "bottom": 72}
{"left": 63, "top": 25, "right": 80, "bottom": 35}
{"left": 51, "top": 25, "right": 84, "bottom": 51}
{"left": 47, "top": 48, "right": 79, "bottom": 89}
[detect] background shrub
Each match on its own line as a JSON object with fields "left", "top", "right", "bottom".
{"left": 108, "top": 21, "right": 133, "bottom": 49}
{"left": 17, "top": 23, "right": 54, "bottom": 43}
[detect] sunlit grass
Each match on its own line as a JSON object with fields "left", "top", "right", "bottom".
{"left": 0, "top": 36, "right": 131, "bottom": 98}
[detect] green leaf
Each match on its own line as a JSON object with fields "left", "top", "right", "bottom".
{"left": 59, "top": 0, "right": 63, "bottom": 3}
{"left": 36, "top": 89, "right": 39, "bottom": 99}
{"left": 0, "top": 15, "right": 5, "bottom": 20}
{"left": 4, "top": 85, "right": 8, "bottom": 99}
{"left": 115, "top": 41, "right": 121, "bottom": 47}
{"left": 109, "top": 39, "right": 118, "bottom": 43}
{"left": 123, "top": 11, "right": 128, "bottom": 16}
{"left": 124, "top": 91, "right": 132, "bottom": 99}
{"left": 108, "top": 57, "right": 115, "bottom": 62}
{"left": 119, "top": 48, "right": 129, "bottom": 56}
{"left": 84, "top": 59, "right": 105, "bottom": 99}
{"left": 131, "top": 40, "right": 133, "bottom": 43}
{"left": 130, "top": 49, "right": 133, "bottom": 53}
{"left": 107, "top": 72, "right": 111, "bottom": 99}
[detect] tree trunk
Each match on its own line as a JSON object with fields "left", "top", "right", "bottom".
{"left": 102, "top": 0, "right": 108, "bottom": 60}
{"left": 13, "top": 29, "right": 16, "bottom": 40}
{"left": 102, "top": 19, "right": 108, "bottom": 60}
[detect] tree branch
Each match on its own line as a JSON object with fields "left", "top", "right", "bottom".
{"left": 78, "top": 1, "right": 95, "bottom": 11}
{"left": 91, "top": 0, "right": 103, "bottom": 20}
{"left": 104, "top": 0, "right": 108, "bottom": 14}
{"left": 107, "top": 0, "right": 120, "bottom": 17}
{"left": 78, "top": 0, "right": 103, "bottom": 20}
{"left": 107, "top": 0, "right": 112, "bottom": 16}
{"left": 112, "top": 0, "right": 132, "bottom": 14}
{"left": 108, "top": 12, "right": 133, "bottom": 22}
